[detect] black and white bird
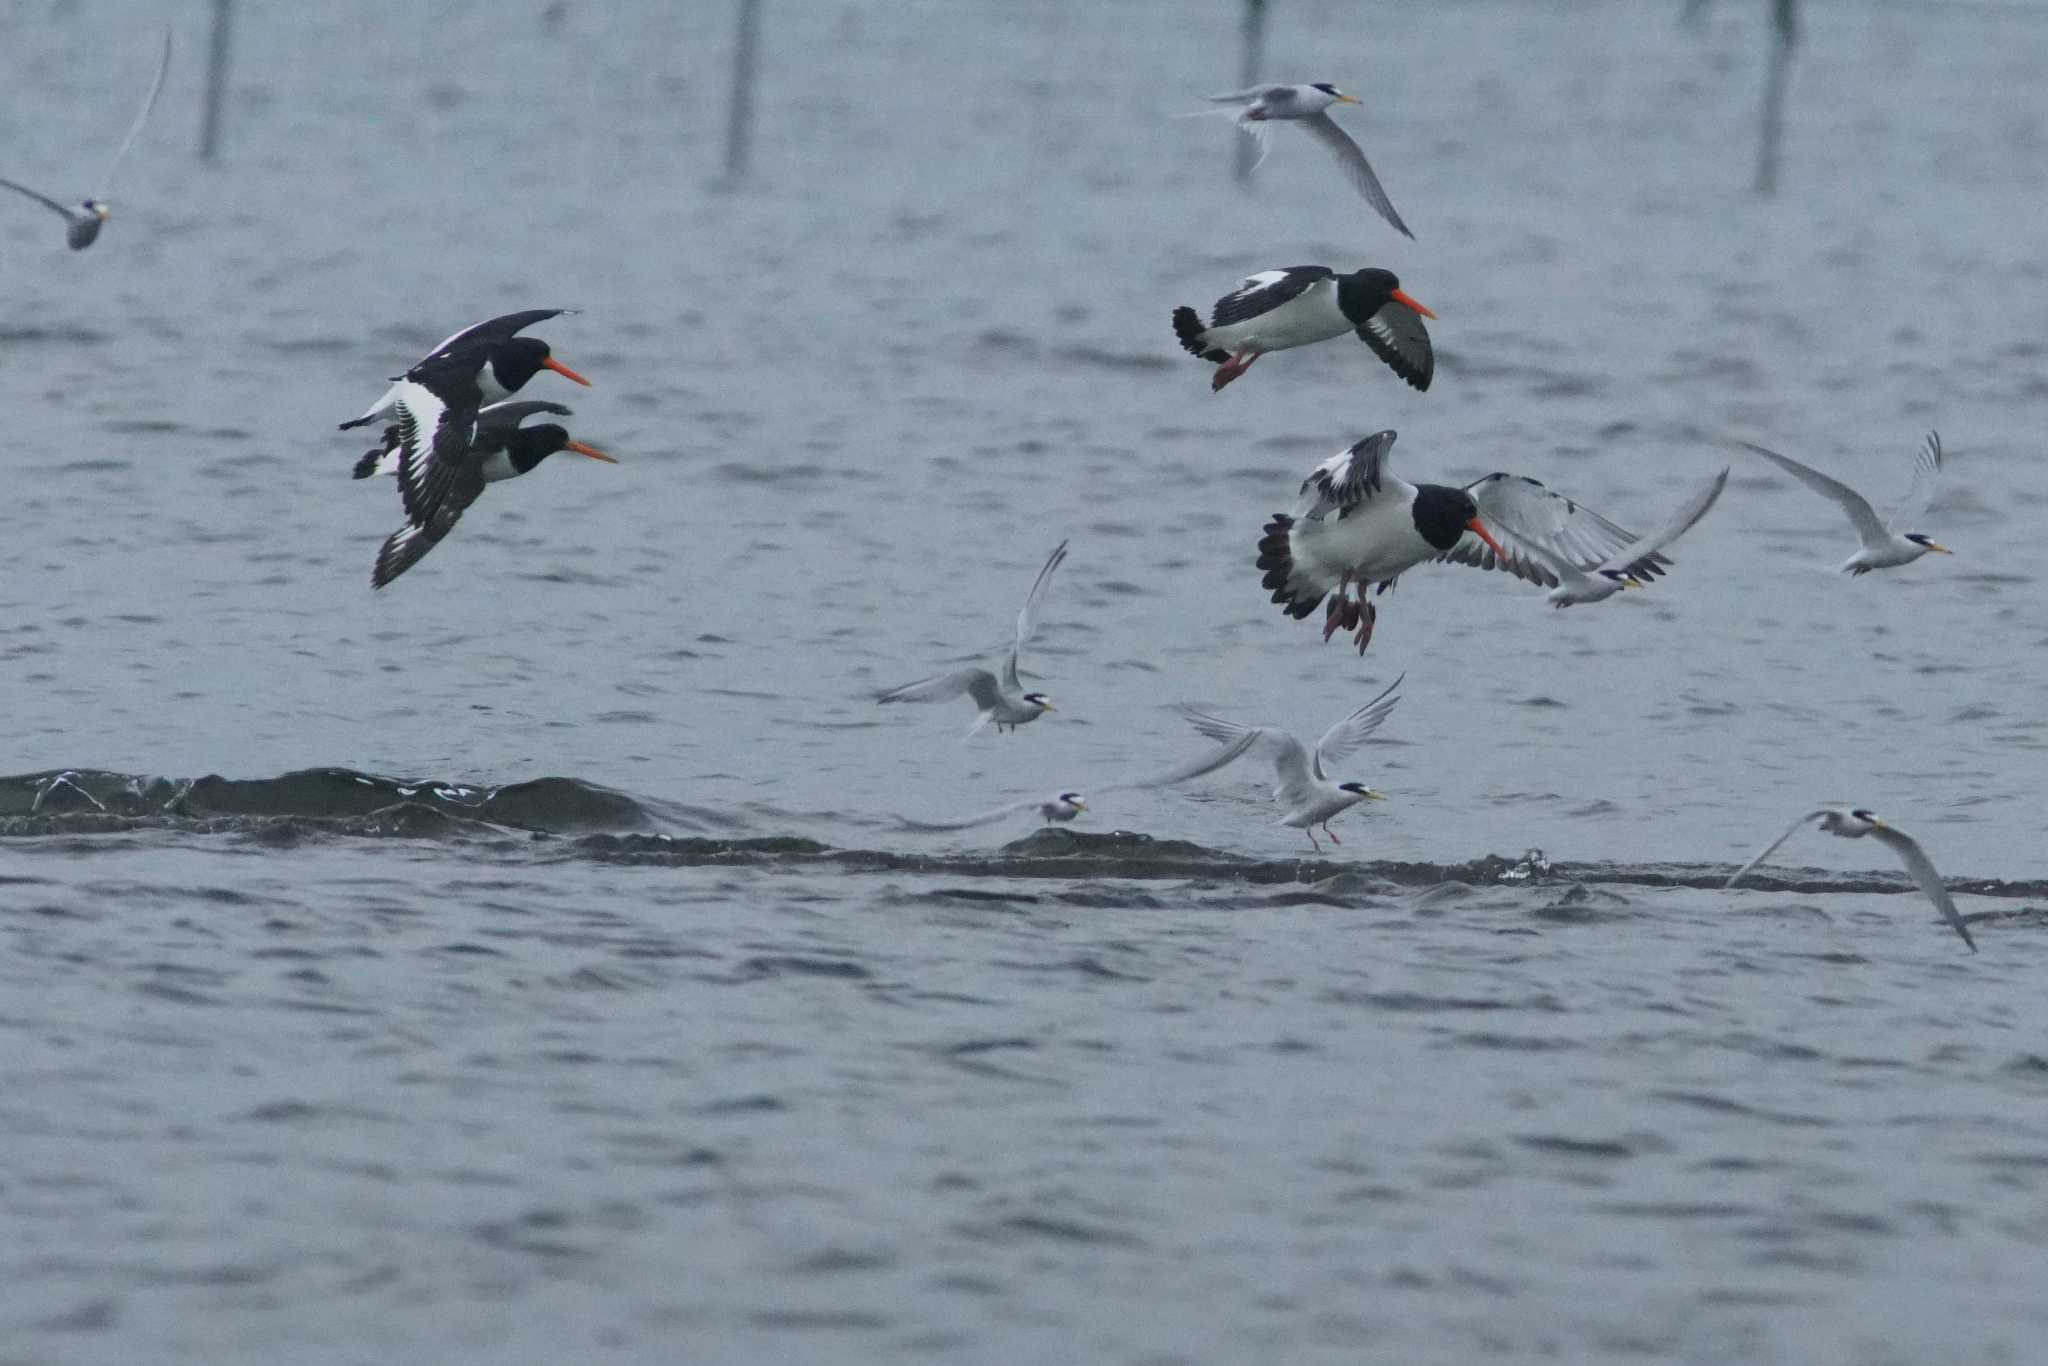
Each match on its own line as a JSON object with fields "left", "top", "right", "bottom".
{"left": 341, "top": 309, "right": 589, "bottom": 465}
{"left": 1190, "top": 83, "right": 1414, "bottom": 239}
{"left": 0, "top": 27, "right": 171, "bottom": 250}
{"left": 1173, "top": 266, "right": 1435, "bottom": 392}
{"left": 1726, "top": 806, "right": 1977, "bottom": 952}
{"left": 1735, "top": 433, "right": 1950, "bottom": 574}
{"left": 1256, "top": 431, "right": 1674, "bottom": 652}
{"left": 1520, "top": 467, "right": 1729, "bottom": 607}
{"left": 370, "top": 386, "right": 616, "bottom": 589}
{"left": 876, "top": 540, "right": 1069, "bottom": 736}
{"left": 1166, "top": 675, "right": 1404, "bottom": 852}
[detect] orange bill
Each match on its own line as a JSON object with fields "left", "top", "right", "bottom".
{"left": 1336, "top": 94, "right": 1362, "bottom": 104}
{"left": 1390, "top": 288, "right": 1437, "bottom": 320}
{"left": 545, "top": 356, "right": 592, "bottom": 387}
{"left": 1466, "top": 517, "right": 1505, "bottom": 558}
{"left": 567, "top": 440, "right": 617, "bottom": 464}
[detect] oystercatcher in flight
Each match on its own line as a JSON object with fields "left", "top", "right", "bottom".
{"left": 1173, "top": 266, "right": 1435, "bottom": 392}
{"left": 342, "top": 309, "right": 589, "bottom": 476}
{"left": 370, "top": 386, "right": 615, "bottom": 589}
{"left": 1256, "top": 431, "right": 1674, "bottom": 652}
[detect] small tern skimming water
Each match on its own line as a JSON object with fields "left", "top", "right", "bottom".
{"left": 1726, "top": 806, "right": 1976, "bottom": 952}
{"left": 1167, "top": 675, "right": 1404, "bottom": 852}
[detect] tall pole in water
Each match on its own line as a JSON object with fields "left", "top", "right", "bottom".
{"left": 722, "top": 0, "right": 763, "bottom": 186}
{"left": 1754, "top": 0, "right": 1798, "bottom": 195}
{"left": 200, "top": 0, "right": 233, "bottom": 161}
{"left": 1234, "top": 0, "right": 1267, "bottom": 184}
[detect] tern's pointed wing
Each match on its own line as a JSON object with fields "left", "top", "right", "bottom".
{"left": 1725, "top": 808, "right": 1833, "bottom": 888}
{"left": 1179, "top": 710, "right": 1313, "bottom": 803}
{"left": 0, "top": 176, "right": 76, "bottom": 219}
{"left": 1594, "top": 467, "right": 1729, "bottom": 573}
{"left": 1735, "top": 441, "right": 1888, "bottom": 548}
{"left": 1235, "top": 115, "right": 1276, "bottom": 172}
{"left": 876, "top": 668, "right": 1003, "bottom": 711}
{"left": 1885, "top": 431, "right": 1943, "bottom": 534}
{"left": 92, "top": 26, "right": 172, "bottom": 200}
{"left": 1299, "top": 110, "right": 1413, "bottom": 239}
{"left": 1445, "top": 474, "right": 1672, "bottom": 588}
{"left": 1002, "top": 539, "right": 1068, "bottom": 692}
{"left": 1102, "top": 730, "right": 1264, "bottom": 793}
{"left": 1310, "top": 674, "right": 1403, "bottom": 777}
{"left": 898, "top": 796, "right": 1044, "bottom": 831}
{"left": 1865, "top": 822, "right": 1976, "bottom": 951}
{"left": 1203, "top": 85, "right": 1281, "bottom": 105}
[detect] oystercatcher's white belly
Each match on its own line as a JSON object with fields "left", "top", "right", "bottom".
{"left": 1206, "top": 281, "right": 1352, "bottom": 354}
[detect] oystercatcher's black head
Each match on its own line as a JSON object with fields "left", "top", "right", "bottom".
{"left": 1336, "top": 268, "right": 1437, "bottom": 325}
{"left": 507, "top": 424, "right": 618, "bottom": 475}
{"left": 490, "top": 337, "right": 591, "bottom": 394}
{"left": 1410, "top": 486, "right": 1479, "bottom": 552}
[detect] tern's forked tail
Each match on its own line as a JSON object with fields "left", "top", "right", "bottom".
{"left": 1256, "top": 513, "right": 1323, "bottom": 619}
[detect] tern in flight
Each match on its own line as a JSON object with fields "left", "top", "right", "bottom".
{"left": 1726, "top": 806, "right": 1976, "bottom": 951}
{"left": 1735, "top": 432, "right": 1950, "bottom": 575}
{"left": 877, "top": 540, "right": 1070, "bottom": 736}
{"left": 0, "top": 27, "right": 172, "bottom": 250}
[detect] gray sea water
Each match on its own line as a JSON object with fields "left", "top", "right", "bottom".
{"left": 4, "top": 1, "right": 2048, "bottom": 1362}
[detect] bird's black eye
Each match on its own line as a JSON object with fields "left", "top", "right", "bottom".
{"left": 1851, "top": 808, "right": 1876, "bottom": 822}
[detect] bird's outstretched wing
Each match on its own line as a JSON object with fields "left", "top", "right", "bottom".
{"left": 1002, "top": 539, "right": 1069, "bottom": 692}
{"left": 0, "top": 176, "right": 74, "bottom": 219}
{"left": 876, "top": 668, "right": 1003, "bottom": 711}
{"left": 1296, "top": 431, "right": 1399, "bottom": 520}
{"left": 1103, "top": 730, "right": 1263, "bottom": 794}
{"left": 1735, "top": 441, "right": 1887, "bottom": 548}
{"left": 1180, "top": 710, "right": 1313, "bottom": 804}
{"left": 898, "top": 796, "right": 1050, "bottom": 831}
{"left": 392, "top": 381, "right": 480, "bottom": 529}
{"left": 1885, "top": 430, "right": 1943, "bottom": 534}
{"left": 1300, "top": 110, "right": 1413, "bottom": 239}
{"left": 1725, "top": 808, "right": 1834, "bottom": 888}
{"left": 92, "top": 26, "right": 173, "bottom": 200}
{"left": 1447, "top": 474, "right": 1671, "bottom": 587}
{"left": 1310, "top": 674, "right": 1403, "bottom": 777}
{"left": 1865, "top": 822, "right": 1976, "bottom": 951}
{"left": 1593, "top": 467, "right": 1729, "bottom": 573}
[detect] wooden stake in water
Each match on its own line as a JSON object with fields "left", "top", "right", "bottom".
{"left": 1754, "top": 0, "right": 1798, "bottom": 195}
{"left": 200, "top": 0, "right": 233, "bottom": 161}
{"left": 722, "top": 0, "right": 763, "bottom": 186}
{"left": 1234, "top": 0, "right": 1267, "bottom": 185}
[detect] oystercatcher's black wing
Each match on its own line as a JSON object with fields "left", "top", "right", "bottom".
{"left": 1208, "top": 267, "right": 1334, "bottom": 329}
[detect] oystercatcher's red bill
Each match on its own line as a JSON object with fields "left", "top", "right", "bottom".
{"left": 567, "top": 440, "right": 617, "bottom": 464}
{"left": 545, "top": 357, "right": 592, "bottom": 387}
{"left": 1389, "top": 288, "right": 1436, "bottom": 320}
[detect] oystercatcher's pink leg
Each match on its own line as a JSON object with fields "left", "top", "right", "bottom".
{"left": 1353, "top": 600, "right": 1378, "bottom": 655}
{"left": 1211, "top": 350, "right": 1259, "bottom": 392}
